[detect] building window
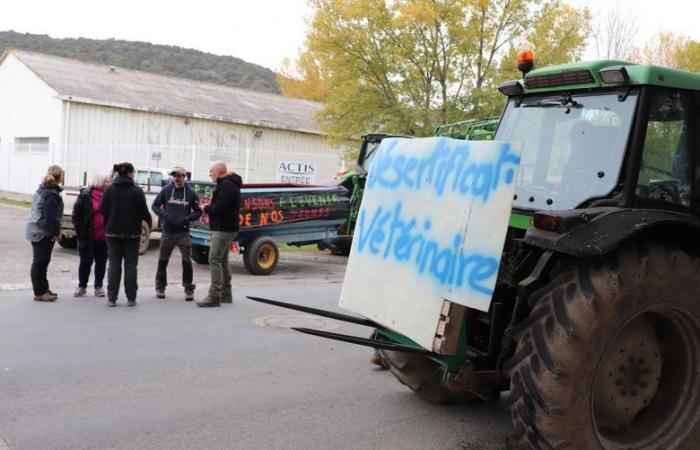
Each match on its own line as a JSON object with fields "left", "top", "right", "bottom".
{"left": 14, "top": 137, "right": 49, "bottom": 153}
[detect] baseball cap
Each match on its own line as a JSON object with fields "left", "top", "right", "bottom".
{"left": 169, "top": 165, "right": 187, "bottom": 176}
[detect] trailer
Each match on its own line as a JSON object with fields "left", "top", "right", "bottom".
{"left": 189, "top": 181, "right": 350, "bottom": 275}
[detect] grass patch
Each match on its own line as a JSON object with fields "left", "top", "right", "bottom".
{"left": 278, "top": 242, "right": 323, "bottom": 253}
{"left": 0, "top": 197, "right": 31, "bottom": 208}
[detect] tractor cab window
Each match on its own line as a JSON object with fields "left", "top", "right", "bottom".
{"left": 360, "top": 141, "right": 381, "bottom": 172}
{"left": 496, "top": 91, "right": 638, "bottom": 210}
{"left": 636, "top": 91, "right": 691, "bottom": 207}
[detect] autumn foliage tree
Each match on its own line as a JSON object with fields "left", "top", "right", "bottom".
{"left": 281, "top": 0, "right": 592, "bottom": 143}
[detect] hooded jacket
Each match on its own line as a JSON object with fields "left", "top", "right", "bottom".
{"left": 26, "top": 184, "right": 63, "bottom": 242}
{"left": 203, "top": 172, "right": 242, "bottom": 232}
{"left": 151, "top": 181, "right": 202, "bottom": 233}
{"left": 99, "top": 176, "right": 150, "bottom": 238}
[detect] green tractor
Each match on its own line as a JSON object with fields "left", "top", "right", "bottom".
{"left": 375, "top": 59, "right": 700, "bottom": 449}
{"left": 252, "top": 58, "right": 700, "bottom": 449}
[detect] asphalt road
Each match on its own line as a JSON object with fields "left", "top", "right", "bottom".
{"left": 0, "top": 204, "right": 511, "bottom": 450}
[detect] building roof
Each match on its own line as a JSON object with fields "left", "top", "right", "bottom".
{"left": 2, "top": 49, "right": 324, "bottom": 135}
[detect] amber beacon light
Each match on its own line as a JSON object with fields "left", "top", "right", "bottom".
{"left": 517, "top": 50, "right": 535, "bottom": 76}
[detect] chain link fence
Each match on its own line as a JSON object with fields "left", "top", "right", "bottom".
{"left": 0, "top": 142, "right": 347, "bottom": 194}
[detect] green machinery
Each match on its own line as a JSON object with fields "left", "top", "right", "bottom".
{"left": 252, "top": 57, "right": 700, "bottom": 449}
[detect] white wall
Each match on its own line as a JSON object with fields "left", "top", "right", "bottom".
{"left": 63, "top": 103, "right": 342, "bottom": 183}
{"left": 0, "top": 53, "right": 64, "bottom": 194}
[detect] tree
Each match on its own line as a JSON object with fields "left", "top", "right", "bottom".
{"left": 675, "top": 40, "right": 700, "bottom": 73}
{"left": 293, "top": 0, "right": 592, "bottom": 143}
{"left": 594, "top": 2, "right": 638, "bottom": 61}
{"left": 277, "top": 51, "right": 330, "bottom": 102}
{"left": 497, "top": 0, "right": 591, "bottom": 108}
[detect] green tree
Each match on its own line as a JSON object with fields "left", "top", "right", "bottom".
{"left": 296, "top": 0, "right": 592, "bottom": 143}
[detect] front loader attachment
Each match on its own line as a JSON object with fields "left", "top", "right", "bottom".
{"left": 245, "top": 296, "right": 437, "bottom": 357}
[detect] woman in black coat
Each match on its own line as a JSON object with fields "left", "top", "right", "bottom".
{"left": 99, "top": 162, "right": 150, "bottom": 307}
{"left": 25, "top": 165, "right": 64, "bottom": 302}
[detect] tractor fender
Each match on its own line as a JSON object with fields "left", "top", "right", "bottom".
{"left": 523, "top": 207, "right": 700, "bottom": 258}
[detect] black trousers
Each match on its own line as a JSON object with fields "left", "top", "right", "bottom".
{"left": 106, "top": 237, "right": 140, "bottom": 302}
{"left": 30, "top": 237, "right": 55, "bottom": 296}
{"left": 155, "top": 231, "right": 194, "bottom": 291}
{"left": 78, "top": 240, "right": 108, "bottom": 289}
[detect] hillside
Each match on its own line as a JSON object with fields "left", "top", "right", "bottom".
{"left": 0, "top": 30, "right": 280, "bottom": 94}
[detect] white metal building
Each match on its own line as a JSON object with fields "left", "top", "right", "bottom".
{"left": 0, "top": 49, "right": 343, "bottom": 194}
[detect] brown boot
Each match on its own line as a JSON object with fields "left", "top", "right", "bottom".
{"left": 196, "top": 295, "right": 220, "bottom": 307}
{"left": 34, "top": 292, "right": 56, "bottom": 302}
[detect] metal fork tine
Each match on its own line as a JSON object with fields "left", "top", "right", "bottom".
{"left": 292, "top": 327, "right": 435, "bottom": 356}
{"left": 245, "top": 296, "right": 382, "bottom": 328}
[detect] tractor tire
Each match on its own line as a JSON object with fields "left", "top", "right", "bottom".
{"left": 243, "top": 236, "right": 279, "bottom": 275}
{"left": 379, "top": 350, "right": 476, "bottom": 404}
{"left": 138, "top": 220, "right": 150, "bottom": 255}
{"left": 506, "top": 242, "right": 700, "bottom": 450}
{"left": 191, "top": 244, "right": 209, "bottom": 265}
{"left": 58, "top": 236, "right": 77, "bottom": 249}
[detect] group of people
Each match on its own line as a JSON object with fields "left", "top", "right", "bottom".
{"left": 26, "top": 161, "right": 242, "bottom": 308}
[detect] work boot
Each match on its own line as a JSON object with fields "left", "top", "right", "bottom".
{"left": 127, "top": 299, "right": 136, "bottom": 307}
{"left": 95, "top": 287, "right": 105, "bottom": 297}
{"left": 73, "top": 287, "right": 87, "bottom": 297}
{"left": 156, "top": 289, "right": 165, "bottom": 299}
{"left": 196, "top": 295, "right": 220, "bottom": 308}
{"left": 220, "top": 296, "right": 232, "bottom": 304}
{"left": 185, "top": 290, "right": 194, "bottom": 301}
{"left": 34, "top": 292, "right": 56, "bottom": 302}
{"left": 47, "top": 290, "right": 58, "bottom": 300}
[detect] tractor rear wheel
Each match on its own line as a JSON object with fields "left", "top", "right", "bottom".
{"left": 506, "top": 242, "right": 700, "bottom": 450}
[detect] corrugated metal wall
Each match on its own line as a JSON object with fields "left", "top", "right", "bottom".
{"left": 63, "top": 103, "right": 342, "bottom": 183}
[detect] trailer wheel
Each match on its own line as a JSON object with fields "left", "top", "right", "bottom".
{"left": 191, "top": 244, "right": 209, "bottom": 265}
{"left": 138, "top": 220, "right": 150, "bottom": 255}
{"left": 506, "top": 242, "right": 700, "bottom": 450}
{"left": 243, "top": 236, "right": 279, "bottom": 275}
{"left": 58, "top": 236, "right": 77, "bottom": 249}
{"left": 379, "top": 350, "right": 471, "bottom": 404}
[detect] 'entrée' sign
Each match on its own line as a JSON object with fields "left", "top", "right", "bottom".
{"left": 277, "top": 161, "right": 316, "bottom": 184}
{"left": 339, "top": 137, "right": 521, "bottom": 350}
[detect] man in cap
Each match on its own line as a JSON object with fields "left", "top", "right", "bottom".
{"left": 152, "top": 165, "right": 202, "bottom": 301}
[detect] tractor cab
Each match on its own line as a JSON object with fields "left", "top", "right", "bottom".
{"left": 497, "top": 58, "right": 700, "bottom": 230}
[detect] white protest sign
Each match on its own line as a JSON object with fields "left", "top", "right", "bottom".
{"left": 277, "top": 161, "right": 316, "bottom": 184}
{"left": 339, "top": 137, "right": 521, "bottom": 350}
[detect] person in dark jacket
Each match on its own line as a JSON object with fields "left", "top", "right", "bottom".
{"left": 99, "top": 162, "right": 150, "bottom": 307}
{"left": 152, "top": 165, "right": 201, "bottom": 301}
{"left": 72, "top": 174, "right": 111, "bottom": 298}
{"left": 197, "top": 161, "right": 242, "bottom": 307}
{"left": 26, "top": 165, "right": 64, "bottom": 302}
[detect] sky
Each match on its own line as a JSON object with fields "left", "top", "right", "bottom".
{"left": 0, "top": 0, "right": 699, "bottom": 71}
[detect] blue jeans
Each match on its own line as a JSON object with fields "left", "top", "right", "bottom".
{"left": 78, "top": 239, "right": 108, "bottom": 289}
